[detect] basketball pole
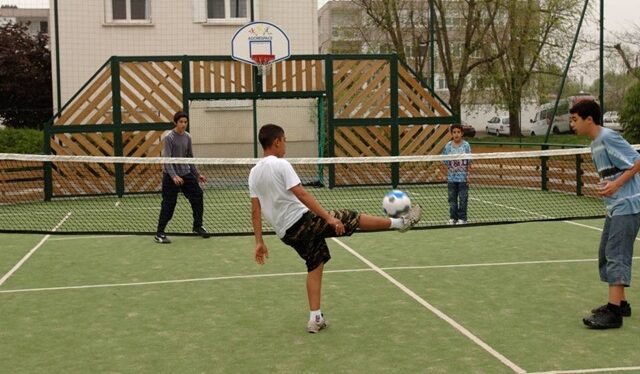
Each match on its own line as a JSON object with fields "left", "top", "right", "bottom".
{"left": 250, "top": 0, "right": 259, "bottom": 157}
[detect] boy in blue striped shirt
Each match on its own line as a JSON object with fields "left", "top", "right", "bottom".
{"left": 441, "top": 124, "right": 472, "bottom": 225}
{"left": 570, "top": 100, "right": 640, "bottom": 329}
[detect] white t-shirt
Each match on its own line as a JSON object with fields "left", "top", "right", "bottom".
{"left": 248, "top": 156, "right": 309, "bottom": 238}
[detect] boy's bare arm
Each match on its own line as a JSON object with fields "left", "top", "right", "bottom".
{"left": 290, "top": 184, "right": 345, "bottom": 235}
{"left": 251, "top": 198, "right": 268, "bottom": 264}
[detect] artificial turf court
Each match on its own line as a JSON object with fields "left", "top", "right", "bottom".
{"left": 1, "top": 219, "right": 639, "bottom": 373}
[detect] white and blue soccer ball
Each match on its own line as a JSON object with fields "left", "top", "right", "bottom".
{"left": 382, "top": 190, "right": 411, "bottom": 218}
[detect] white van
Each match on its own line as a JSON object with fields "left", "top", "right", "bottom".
{"left": 530, "top": 94, "right": 596, "bottom": 136}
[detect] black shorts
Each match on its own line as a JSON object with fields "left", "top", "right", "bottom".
{"left": 281, "top": 210, "right": 360, "bottom": 272}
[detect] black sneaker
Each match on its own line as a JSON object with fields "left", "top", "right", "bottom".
{"left": 154, "top": 233, "right": 171, "bottom": 244}
{"left": 193, "top": 226, "right": 211, "bottom": 238}
{"left": 583, "top": 308, "right": 623, "bottom": 329}
{"left": 591, "top": 302, "right": 631, "bottom": 317}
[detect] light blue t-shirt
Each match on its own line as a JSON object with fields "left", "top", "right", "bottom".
{"left": 442, "top": 140, "right": 471, "bottom": 182}
{"left": 591, "top": 127, "right": 640, "bottom": 216}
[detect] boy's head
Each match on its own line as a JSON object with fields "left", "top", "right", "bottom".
{"left": 173, "top": 111, "right": 189, "bottom": 134}
{"left": 450, "top": 123, "right": 464, "bottom": 141}
{"left": 569, "top": 100, "right": 600, "bottom": 137}
{"left": 258, "top": 124, "right": 286, "bottom": 153}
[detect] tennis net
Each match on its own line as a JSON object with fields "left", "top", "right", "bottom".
{"left": 0, "top": 147, "right": 613, "bottom": 235}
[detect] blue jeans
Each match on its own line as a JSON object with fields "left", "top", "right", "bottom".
{"left": 598, "top": 214, "right": 640, "bottom": 286}
{"left": 447, "top": 181, "right": 468, "bottom": 221}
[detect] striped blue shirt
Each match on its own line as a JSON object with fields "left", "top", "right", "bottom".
{"left": 591, "top": 127, "right": 640, "bottom": 216}
{"left": 442, "top": 140, "right": 471, "bottom": 182}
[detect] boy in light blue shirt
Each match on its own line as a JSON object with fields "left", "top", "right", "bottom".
{"left": 570, "top": 100, "right": 640, "bottom": 329}
{"left": 441, "top": 123, "right": 472, "bottom": 225}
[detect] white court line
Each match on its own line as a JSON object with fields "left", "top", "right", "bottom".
{"left": 5, "top": 255, "right": 640, "bottom": 294}
{"left": 470, "top": 197, "right": 551, "bottom": 219}
{"left": 48, "top": 235, "right": 136, "bottom": 242}
{"left": 529, "top": 366, "right": 640, "bottom": 374}
{"left": 331, "top": 237, "right": 526, "bottom": 374}
{"left": 0, "top": 268, "right": 372, "bottom": 294}
{"left": 0, "top": 212, "right": 72, "bottom": 287}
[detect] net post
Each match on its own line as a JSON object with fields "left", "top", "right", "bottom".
{"left": 43, "top": 118, "right": 53, "bottom": 201}
{"left": 110, "top": 57, "right": 125, "bottom": 198}
{"left": 576, "top": 153, "right": 583, "bottom": 196}
{"left": 541, "top": 144, "right": 549, "bottom": 191}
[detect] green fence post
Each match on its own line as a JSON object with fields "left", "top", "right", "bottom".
{"left": 43, "top": 118, "right": 52, "bottom": 201}
{"left": 325, "top": 55, "right": 335, "bottom": 188}
{"left": 317, "top": 96, "right": 325, "bottom": 185}
{"left": 541, "top": 144, "right": 549, "bottom": 191}
{"left": 181, "top": 55, "right": 191, "bottom": 121}
{"left": 390, "top": 54, "right": 399, "bottom": 188}
{"left": 111, "top": 57, "right": 124, "bottom": 197}
{"left": 576, "top": 154, "right": 583, "bottom": 196}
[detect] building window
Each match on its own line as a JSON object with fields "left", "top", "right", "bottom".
{"left": 207, "top": 0, "right": 248, "bottom": 19}
{"left": 106, "top": 0, "right": 151, "bottom": 23}
{"left": 40, "top": 21, "right": 48, "bottom": 33}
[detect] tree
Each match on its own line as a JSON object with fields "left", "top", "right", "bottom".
{"left": 351, "top": 0, "right": 504, "bottom": 116}
{"left": 0, "top": 22, "right": 52, "bottom": 129}
{"left": 620, "top": 82, "right": 640, "bottom": 144}
{"left": 479, "top": 0, "right": 583, "bottom": 136}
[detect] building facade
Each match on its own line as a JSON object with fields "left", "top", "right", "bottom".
{"left": 49, "top": 0, "right": 319, "bottom": 157}
{"left": 0, "top": 5, "right": 49, "bottom": 36}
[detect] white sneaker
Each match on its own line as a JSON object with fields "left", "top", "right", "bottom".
{"left": 448, "top": 219, "right": 457, "bottom": 225}
{"left": 307, "top": 316, "right": 328, "bottom": 333}
{"left": 458, "top": 220, "right": 467, "bottom": 225}
{"left": 398, "top": 204, "right": 422, "bottom": 233}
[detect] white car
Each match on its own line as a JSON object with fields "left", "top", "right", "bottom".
{"left": 486, "top": 116, "right": 511, "bottom": 136}
{"left": 603, "top": 111, "right": 622, "bottom": 132}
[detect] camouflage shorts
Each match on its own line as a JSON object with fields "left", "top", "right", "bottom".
{"left": 281, "top": 210, "right": 360, "bottom": 272}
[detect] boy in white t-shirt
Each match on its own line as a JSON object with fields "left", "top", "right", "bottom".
{"left": 248, "top": 124, "right": 422, "bottom": 333}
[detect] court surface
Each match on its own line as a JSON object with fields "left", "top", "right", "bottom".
{"left": 1, "top": 218, "right": 639, "bottom": 373}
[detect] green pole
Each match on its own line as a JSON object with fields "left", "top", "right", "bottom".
{"left": 253, "top": 100, "right": 258, "bottom": 157}
{"left": 43, "top": 118, "right": 52, "bottom": 201}
{"left": 325, "top": 55, "right": 335, "bottom": 188}
{"left": 599, "top": 0, "right": 604, "bottom": 121}
{"left": 53, "top": 0, "right": 62, "bottom": 113}
{"left": 317, "top": 96, "right": 325, "bottom": 185}
{"left": 429, "top": 0, "right": 435, "bottom": 88}
{"left": 576, "top": 154, "right": 583, "bottom": 196}
{"left": 543, "top": 0, "right": 589, "bottom": 143}
{"left": 541, "top": 144, "right": 549, "bottom": 191}
{"left": 390, "top": 54, "right": 400, "bottom": 188}
{"left": 181, "top": 55, "right": 190, "bottom": 125}
{"left": 110, "top": 58, "right": 125, "bottom": 197}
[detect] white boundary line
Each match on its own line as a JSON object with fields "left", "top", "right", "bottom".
{"left": 4, "top": 255, "right": 640, "bottom": 295}
{"left": 529, "top": 366, "right": 640, "bottom": 374}
{"left": 330, "top": 237, "right": 526, "bottom": 374}
{"left": 0, "top": 212, "right": 72, "bottom": 287}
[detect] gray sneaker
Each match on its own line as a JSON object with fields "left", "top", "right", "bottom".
{"left": 307, "top": 316, "right": 328, "bottom": 333}
{"left": 399, "top": 204, "right": 422, "bottom": 233}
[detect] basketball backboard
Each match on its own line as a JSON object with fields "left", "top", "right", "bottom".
{"left": 231, "top": 21, "right": 291, "bottom": 67}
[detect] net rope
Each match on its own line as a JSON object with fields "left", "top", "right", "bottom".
{"left": 2, "top": 146, "right": 633, "bottom": 236}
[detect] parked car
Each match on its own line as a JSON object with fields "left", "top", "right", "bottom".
{"left": 603, "top": 111, "right": 622, "bottom": 132}
{"left": 530, "top": 93, "right": 597, "bottom": 136}
{"left": 486, "top": 116, "right": 511, "bottom": 136}
{"left": 461, "top": 122, "right": 476, "bottom": 138}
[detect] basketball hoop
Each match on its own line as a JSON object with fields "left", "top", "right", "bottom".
{"left": 251, "top": 54, "right": 275, "bottom": 76}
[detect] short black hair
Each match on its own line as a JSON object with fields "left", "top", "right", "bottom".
{"left": 173, "top": 111, "right": 188, "bottom": 124}
{"left": 569, "top": 100, "right": 600, "bottom": 125}
{"left": 450, "top": 123, "right": 463, "bottom": 133}
{"left": 258, "top": 124, "right": 285, "bottom": 149}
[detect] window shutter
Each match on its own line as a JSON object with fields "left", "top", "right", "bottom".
{"left": 193, "top": 0, "right": 207, "bottom": 23}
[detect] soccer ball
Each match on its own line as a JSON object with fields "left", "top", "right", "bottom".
{"left": 382, "top": 190, "right": 411, "bottom": 218}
